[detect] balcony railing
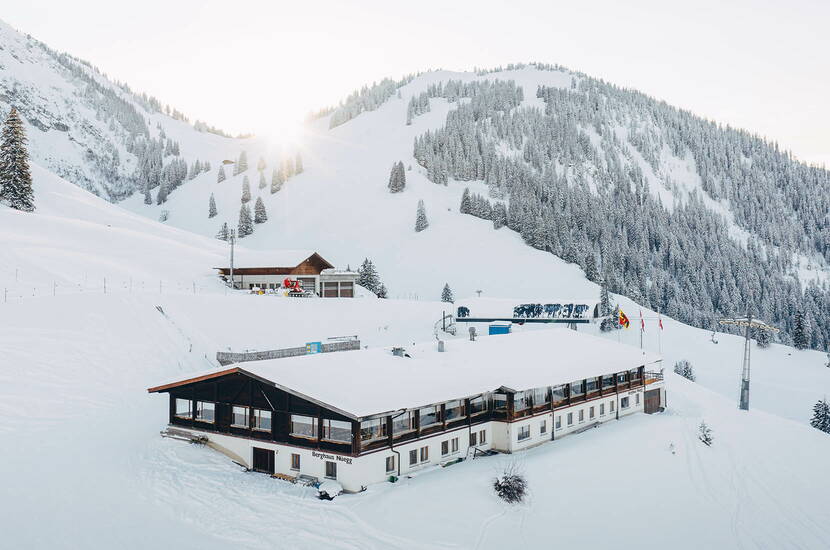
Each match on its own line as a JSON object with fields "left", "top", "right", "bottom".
{"left": 644, "top": 371, "right": 664, "bottom": 385}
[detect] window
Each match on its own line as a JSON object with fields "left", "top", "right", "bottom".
{"left": 518, "top": 425, "right": 531, "bottom": 441}
{"left": 195, "top": 401, "right": 215, "bottom": 423}
{"left": 392, "top": 411, "right": 415, "bottom": 435}
{"left": 290, "top": 414, "right": 317, "bottom": 438}
{"left": 325, "top": 461, "right": 337, "bottom": 479}
{"left": 323, "top": 419, "right": 352, "bottom": 443}
{"left": 290, "top": 453, "right": 300, "bottom": 471}
{"left": 567, "top": 412, "right": 573, "bottom": 426}
{"left": 479, "top": 430, "right": 487, "bottom": 444}
{"left": 533, "top": 387, "right": 549, "bottom": 407}
{"left": 469, "top": 396, "right": 486, "bottom": 415}
{"left": 339, "top": 282, "right": 354, "bottom": 298}
{"left": 551, "top": 385, "right": 566, "bottom": 404}
{"left": 174, "top": 398, "right": 191, "bottom": 418}
{"left": 630, "top": 368, "right": 641, "bottom": 380}
{"left": 470, "top": 432, "right": 477, "bottom": 446}
{"left": 540, "top": 420, "right": 547, "bottom": 434}
{"left": 323, "top": 281, "right": 339, "bottom": 298}
{"left": 441, "top": 440, "right": 449, "bottom": 456}
{"left": 451, "top": 437, "right": 459, "bottom": 453}
{"left": 589, "top": 406, "right": 595, "bottom": 420}
{"left": 610, "top": 400, "right": 615, "bottom": 413}
{"left": 493, "top": 394, "right": 508, "bottom": 411}
{"left": 635, "top": 393, "right": 641, "bottom": 406}
{"left": 231, "top": 406, "right": 249, "bottom": 428}
{"left": 253, "top": 409, "right": 272, "bottom": 431}
{"left": 621, "top": 397, "right": 630, "bottom": 409}
{"left": 385, "top": 456, "right": 395, "bottom": 473}
{"left": 360, "top": 418, "right": 387, "bottom": 441}
{"left": 514, "top": 391, "right": 531, "bottom": 411}
{"left": 444, "top": 400, "right": 464, "bottom": 421}
{"left": 570, "top": 381, "right": 584, "bottom": 396}
{"left": 419, "top": 406, "right": 439, "bottom": 428}
{"left": 409, "top": 449, "right": 418, "bottom": 466}
{"left": 600, "top": 403, "right": 605, "bottom": 416}
{"left": 420, "top": 446, "right": 429, "bottom": 462}
{"left": 617, "top": 372, "right": 627, "bottom": 383}
{"left": 578, "top": 409, "right": 584, "bottom": 422}
{"left": 555, "top": 416, "right": 562, "bottom": 430}
{"left": 602, "top": 375, "right": 615, "bottom": 388}
{"left": 585, "top": 378, "right": 598, "bottom": 393}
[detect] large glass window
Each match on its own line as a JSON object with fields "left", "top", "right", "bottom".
{"left": 291, "top": 414, "right": 317, "bottom": 438}
{"left": 419, "top": 406, "right": 439, "bottom": 427}
{"left": 551, "top": 385, "right": 566, "bottom": 404}
{"left": 253, "top": 409, "right": 271, "bottom": 431}
{"left": 231, "top": 406, "right": 249, "bottom": 428}
{"left": 617, "top": 372, "right": 628, "bottom": 383}
{"left": 630, "top": 368, "right": 641, "bottom": 380}
{"left": 493, "top": 394, "right": 508, "bottom": 411}
{"left": 392, "top": 411, "right": 415, "bottom": 435}
{"left": 195, "top": 401, "right": 215, "bottom": 423}
{"left": 174, "top": 398, "right": 191, "bottom": 418}
{"left": 360, "top": 418, "right": 387, "bottom": 441}
{"left": 444, "top": 400, "right": 464, "bottom": 421}
{"left": 602, "top": 375, "right": 615, "bottom": 388}
{"left": 323, "top": 419, "right": 352, "bottom": 443}
{"left": 570, "top": 381, "right": 584, "bottom": 396}
{"left": 514, "top": 391, "right": 530, "bottom": 411}
{"left": 468, "top": 396, "right": 486, "bottom": 415}
{"left": 585, "top": 377, "right": 598, "bottom": 393}
{"left": 532, "top": 387, "right": 549, "bottom": 407}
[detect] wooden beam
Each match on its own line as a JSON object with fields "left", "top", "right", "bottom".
{"left": 147, "top": 368, "right": 240, "bottom": 393}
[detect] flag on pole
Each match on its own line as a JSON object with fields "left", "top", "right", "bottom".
{"left": 659, "top": 315, "right": 664, "bottom": 330}
{"left": 640, "top": 310, "right": 645, "bottom": 331}
{"left": 618, "top": 308, "right": 630, "bottom": 329}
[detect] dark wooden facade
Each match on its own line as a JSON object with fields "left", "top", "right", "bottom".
{"left": 215, "top": 253, "right": 334, "bottom": 278}
{"left": 149, "top": 365, "right": 651, "bottom": 458}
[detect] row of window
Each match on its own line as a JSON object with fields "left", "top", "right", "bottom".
{"left": 513, "top": 371, "right": 641, "bottom": 412}
{"left": 360, "top": 398, "right": 487, "bottom": 442}
{"left": 405, "top": 430, "right": 488, "bottom": 469}
{"left": 515, "top": 394, "right": 642, "bottom": 442}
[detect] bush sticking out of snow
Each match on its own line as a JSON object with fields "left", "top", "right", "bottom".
{"left": 699, "top": 421, "right": 714, "bottom": 447}
{"left": 494, "top": 465, "right": 527, "bottom": 504}
{"left": 674, "top": 360, "right": 696, "bottom": 382}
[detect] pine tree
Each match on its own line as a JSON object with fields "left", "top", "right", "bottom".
{"left": 755, "top": 328, "right": 772, "bottom": 348}
{"left": 258, "top": 171, "right": 266, "bottom": 190}
{"left": 254, "top": 196, "right": 267, "bottom": 223}
{"left": 584, "top": 253, "right": 600, "bottom": 282}
{"left": 156, "top": 181, "right": 169, "bottom": 205}
{"left": 388, "top": 161, "right": 405, "bottom": 193}
{"left": 698, "top": 421, "right": 713, "bottom": 446}
{"left": 810, "top": 398, "right": 830, "bottom": 434}
{"left": 673, "top": 360, "right": 695, "bottom": 381}
{"left": 441, "top": 283, "right": 454, "bottom": 303}
{"left": 143, "top": 184, "right": 152, "bottom": 205}
{"left": 241, "top": 180, "right": 251, "bottom": 203}
{"left": 599, "top": 278, "right": 611, "bottom": 316}
{"left": 236, "top": 151, "right": 248, "bottom": 174}
{"left": 208, "top": 193, "right": 217, "bottom": 218}
{"left": 415, "top": 199, "right": 429, "bottom": 232}
{"left": 270, "top": 168, "right": 283, "bottom": 194}
{"left": 216, "top": 222, "right": 229, "bottom": 241}
{"left": 357, "top": 258, "right": 380, "bottom": 294}
{"left": 376, "top": 283, "right": 388, "bottom": 299}
{"left": 238, "top": 203, "right": 254, "bottom": 237}
{"left": 460, "top": 187, "right": 472, "bottom": 214}
{"left": 793, "top": 310, "right": 809, "bottom": 350}
{"left": 217, "top": 165, "right": 226, "bottom": 183}
{"left": 492, "top": 202, "right": 508, "bottom": 229}
{"left": 0, "top": 107, "right": 35, "bottom": 211}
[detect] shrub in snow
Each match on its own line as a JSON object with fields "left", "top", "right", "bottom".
{"left": 493, "top": 465, "right": 527, "bottom": 504}
{"left": 810, "top": 399, "right": 830, "bottom": 434}
{"left": 158, "top": 210, "right": 169, "bottom": 222}
{"left": 698, "top": 421, "right": 713, "bottom": 446}
{"left": 673, "top": 360, "right": 695, "bottom": 382}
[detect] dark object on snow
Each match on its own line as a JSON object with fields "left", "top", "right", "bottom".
{"left": 698, "top": 421, "right": 714, "bottom": 446}
{"left": 494, "top": 469, "right": 527, "bottom": 503}
{"left": 457, "top": 306, "right": 470, "bottom": 318}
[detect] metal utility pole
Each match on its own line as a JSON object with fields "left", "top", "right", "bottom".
{"left": 718, "top": 315, "right": 779, "bottom": 411}
{"left": 228, "top": 229, "right": 236, "bottom": 290}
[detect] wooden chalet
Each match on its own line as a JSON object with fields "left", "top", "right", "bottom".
{"left": 148, "top": 329, "right": 665, "bottom": 492}
{"left": 214, "top": 250, "right": 357, "bottom": 297}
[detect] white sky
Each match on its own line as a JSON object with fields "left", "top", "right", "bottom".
{"left": 3, "top": 0, "right": 828, "bottom": 166}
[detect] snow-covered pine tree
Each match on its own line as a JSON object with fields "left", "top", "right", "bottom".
{"left": 0, "top": 107, "right": 35, "bottom": 211}
{"left": 492, "top": 202, "right": 508, "bottom": 229}
{"left": 460, "top": 187, "right": 471, "bottom": 214}
{"left": 388, "top": 161, "right": 406, "bottom": 193}
{"left": 156, "top": 181, "right": 169, "bottom": 205}
{"left": 415, "top": 199, "right": 429, "bottom": 232}
{"left": 259, "top": 171, "right": 267, "bottom": 190}
{"left": 237, "top": 151, "right": 248, "bottom": 174}
{"left": 600, "top": 277, "right": 611, "bottom": 316}
{"left": 755, "top": 328, "right": 772, "bottom": 348}
{"left": 238, "top": 203, "right": 254, "bottom": 237}
{"left": 698, "top": 421, "right": 713, "bottom": 446}
{"left": 254, "top": 196, "right": 267, "bottom": 223}
{"left": 376, "top": 283, "right": 388, "bottom": 299}
{"left": 217, "top": 164, "right": 226, "bottom": 183}
{"left": 241, "top": 179, "right": 251, "bottom": 203}
{"left": 270, "top": 168, "right": 283, "bottom": 194}
{"left": 216, "top": 222, "right": 229, "bottom": 241}
{"left": 143, "top": 183, "right": 152, "bottom": 205}
{"left": 810, "top": 398, "right": 830, "bottom": 434}
{"left": 673, "top": 360, "right": 695, "bottom": 381}
{"left": 294, "top": 153, "right": 303, "bottom": 174}
{"left": 441, "top": 283, "right": 454, "bottom": 303}
{"left": 208, "top": 193, "right": 217, "bottom": 218}
{"left": 793, "top": 311, "right": 809, "bottom": 350}
{"left": 357, "top": 258, "right": 380, "bottom": 294}
{"left": 584, "top": 253, "right": 600, "bottom": 282}
{"left": 257, "top": 157, "right": 266, "bottom": 172}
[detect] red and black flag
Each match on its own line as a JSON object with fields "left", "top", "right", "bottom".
{"left": 618, "top": 308, "right": 631, "bottom": 329}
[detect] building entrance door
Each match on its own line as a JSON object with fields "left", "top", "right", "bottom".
{"left": 252, "top": 447, "right": 275, "bottom": 474}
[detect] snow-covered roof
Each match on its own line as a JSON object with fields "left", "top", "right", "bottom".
{"left": 150, "top": 328, "right": 661, "bottom": 418}
{"left": 215, "top": 249, "right": 328, "bottom": 269}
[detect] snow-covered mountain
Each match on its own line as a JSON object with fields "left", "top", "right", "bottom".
{"left": 0, "top": 19, "right": 241, "bottom": 200}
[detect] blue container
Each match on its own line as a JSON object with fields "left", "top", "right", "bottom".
{"left": 488, "top": 323, "right": 511, "bottom": 335}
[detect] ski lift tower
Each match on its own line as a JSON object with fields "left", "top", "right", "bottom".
{"left": 718, "top": 315, "right": 779, "bottom": 411}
